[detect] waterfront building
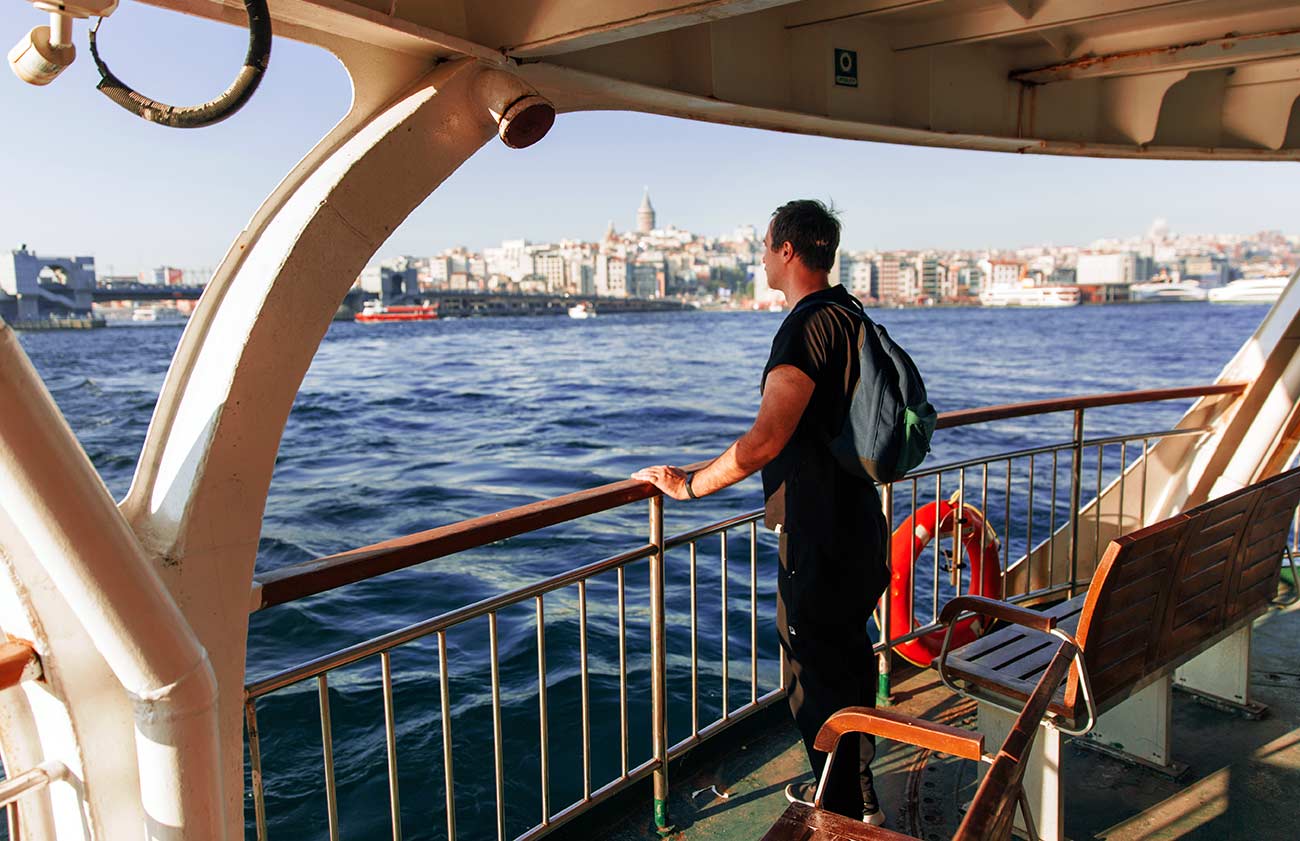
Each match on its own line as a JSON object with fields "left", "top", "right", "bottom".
{"left": 596, "top": 252, "right": 630, "bottom": 297}
{"left": 1184, "top": 254, "right": 1231, "bottom": 286}
{"left": 148, "top": 266, "right": 185, "bottom": 286}
{"left": 484, "top": 239, "right": 533, "bottom": 281}
{"left": 877, "top": 254, "right": 905, "bottom": 302}
{"left": 850, "top": 258, "right": 877, "bottom": 299}
{"left": 915, "top": 255, "right": 953, "bottom": 301}
{"left": 631, "top": 258, "right": 662, "bottom": 298}
{"left": 981, "top": 259, "right": 1026, "bottom": 291}
{"left": 1077, "top": 251, "right": 1139, "bottom": 286}
{"left": 533, "top": 251, "right": 568, "bottom": 294}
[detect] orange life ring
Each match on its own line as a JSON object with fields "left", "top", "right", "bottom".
{"left": 888, "top": 499, "right": 1002, "bottom": 667}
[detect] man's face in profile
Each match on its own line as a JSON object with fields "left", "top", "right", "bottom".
{"left": 762, "top": 222, "right": 784, "bottom": 292}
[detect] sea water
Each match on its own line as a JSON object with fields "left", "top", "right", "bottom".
{"left": 17, "top": 302, "right": 1269, "bottom": 840}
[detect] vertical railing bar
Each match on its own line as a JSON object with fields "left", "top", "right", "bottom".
{"left": 578, "top": 584, "right": 591, "bottom": 801}
{"left": 649, "top": 496, "right": 670, "bottom": 832}
{"left": 1141, "top": 438, "right": 1149, "bottom": 528}
{"left": 1096, "top": 443, "right": 1104, "bottom": 562}
{"left": 381, "top": 651, "right": 403, "bottom": 841}
{"left": 909, "top": 478, "right": 918, "bottom": 633}
{"left": 318, "top": 674, "right": 340, "bottom": 841}
{"left": 980, "top": 463, "right": 989, "bottom": 561}
{"left": 933, "top": 472, "right": 942, "bottom": 623}
{"left": 1004, "top": 460, "right": 1012, "bottom": 578}
{"left": 1026, "top": 454, "right": 1035, "bottom": 574}
{"left": 618, "top": 565, "right": 628, "bottom": 776}
{"left": 1069, "top": 409, "right": 1085, "bottom": 598}
{"left": 536, "top": 595, "right": 550, "bottom": 825}
{"left": 1119, "top": 440, "right": 1128, "bottom": 537}
{"left": 954, "top": 468, "right": 966, "bottom": 597}
{"left": 1049, "top": 448, "right": 1058, "bottom": 589}
{"left": 6, "top": 801, "right": 17, "bottom": 841}
{"left": 245, "top": 699, "right": 268, "bottom": 841}
{"left": 879, "top": 482, "right": 895, "bottom": 706}
{"left": 721, "top": 528, "right": 730, "bottom": 720}
{"left": 490, "top": 613, "right": 507, "bottom": 841}
{"left": 438, "top": 631, "right": 456, "bottom": 841}
{"left": 750, "top": 520, "right": 758, "bottom": 705}
{"left": 690, "top": 541, "right": 699, "bottom": 737}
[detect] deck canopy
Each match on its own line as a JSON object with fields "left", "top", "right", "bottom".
{"left": 147, "top": 0, "right": 1300, "bottom": 159}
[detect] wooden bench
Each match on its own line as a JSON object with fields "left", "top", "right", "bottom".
{"left": 761, "top": 607, "right": 1078, "bottom": 841}
{"left": 935, "top": 467, "right": 1300, "bottom": 841}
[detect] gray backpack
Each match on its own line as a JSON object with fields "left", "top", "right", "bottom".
{"left": 795, "top": 295, "right": 936, "bottom": 483}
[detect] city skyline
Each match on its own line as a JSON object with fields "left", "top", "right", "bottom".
{"left": 4, "top": 3, "right": 1300, "bottom": 276}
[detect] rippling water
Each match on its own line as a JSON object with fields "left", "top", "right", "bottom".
{"left": 16, "top": 302, "right": 1270, "bottom": 840}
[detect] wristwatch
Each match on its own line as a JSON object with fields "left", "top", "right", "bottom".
{"left": 685, "top": 472, "right": 698, "bottom": 500}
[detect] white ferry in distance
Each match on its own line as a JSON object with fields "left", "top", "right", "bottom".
{"left": 4, "top": 3, "right": 1300, "bottom": 841}
{"left": 979, "top": 284, "right": 1081, "bottom": 308}
{"left": 1209, "top": 276, "right": 1291, "bottom": 304}
{"left": 1129, "top": 279, "right": 1210, "bottom": 302}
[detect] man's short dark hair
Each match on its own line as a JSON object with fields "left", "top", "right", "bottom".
{"left": 770, "top": 200, "right": 840, "bottom": 273}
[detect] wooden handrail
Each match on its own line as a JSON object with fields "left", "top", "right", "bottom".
{"left": 936, "top": 382, "right": 1246, "bottom": 429}
{"left": 252, "top": 381, "right": 1247, "bottom": 611}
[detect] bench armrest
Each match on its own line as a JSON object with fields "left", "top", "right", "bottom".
{"left": 813, "top": 706, "right": 985, "bottom": 762}
{"left": 938, "top": 595, "right": 1056, "bottom": 634}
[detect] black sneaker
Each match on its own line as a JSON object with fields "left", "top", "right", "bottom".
{"left": 862, "top": 805, "right": 886, "bottom": 826}
{"left": 784, "top": 781, "right": 817, "bottom": 806}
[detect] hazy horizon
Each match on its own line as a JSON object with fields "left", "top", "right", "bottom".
{"left": 3, "top": 3, "right": 1298, "bottom": 276}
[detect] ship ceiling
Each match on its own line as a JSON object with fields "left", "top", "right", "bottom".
{"left": 143, "top": 0, "right": 1300, "bottom": 158}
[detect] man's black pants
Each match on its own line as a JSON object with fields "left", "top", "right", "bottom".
{"left": 777, "top": 531, "right": 886, "bottom": 819}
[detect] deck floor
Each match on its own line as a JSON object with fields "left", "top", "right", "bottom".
{"left": 585, "top": 586, "right": 1300, "bottom": 841}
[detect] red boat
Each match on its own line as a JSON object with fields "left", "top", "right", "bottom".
{"left": 354, "top": 301, "right": 439, "bottom": 323}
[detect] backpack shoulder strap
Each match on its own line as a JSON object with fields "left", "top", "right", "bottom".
{"left": 789, "top": 293, "right": 869, "bottom": 323}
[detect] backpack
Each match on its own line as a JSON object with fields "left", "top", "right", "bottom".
{"left": 793, "top": 295, "right": 937, "bottom": 483}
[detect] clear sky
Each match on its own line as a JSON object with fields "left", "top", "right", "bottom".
{"left": 3, "top": 2, "right": 1298, "bottom": 276}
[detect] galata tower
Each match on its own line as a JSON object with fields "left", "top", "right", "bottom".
{"left": 637, "top": 188, "right": 656, "bottom": 233}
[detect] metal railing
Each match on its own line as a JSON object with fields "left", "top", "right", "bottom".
{"left": 243, "top": 382, "right": 1246, "bottom": 841}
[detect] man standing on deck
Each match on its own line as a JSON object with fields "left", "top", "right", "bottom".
{"left": 633, "top": 200, "right": 889, "bottom": 825}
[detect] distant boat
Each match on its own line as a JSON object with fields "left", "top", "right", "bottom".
{"left": 1130, "top": 279, "right": 1208, "bottom": 302}
{"left": 568, "top": 303, "right": 596, "bottom": 319}
{"left": 1208, "top": 276, "right": 1291, "bottom": 304}
{"left": 355, "top": 301, "right": 439, "bottom": 322}
{"left": 131, "top": 306, "right": 188, "bottom": 323}
{"left": 979, "top": 285, "right": 1080, "bottom": 308}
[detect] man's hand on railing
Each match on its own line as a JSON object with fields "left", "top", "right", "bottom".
{"left": 631, "top": 465, "right": 692, "bottom": 501}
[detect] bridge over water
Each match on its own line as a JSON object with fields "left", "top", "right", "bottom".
{"left": 1, "top": 248, "right": 205, "bottom": 322}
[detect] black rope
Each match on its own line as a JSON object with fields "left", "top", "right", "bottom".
{"left": 89, "top": 0, "right": 271, "bottom": 129}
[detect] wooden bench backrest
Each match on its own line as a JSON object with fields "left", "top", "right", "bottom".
{"left": 1070, "top": 511, "right": 1195, "bottom": 706}
{"left": 955, "top": 640, "right": 1078, "bottom": 841}
{"left": 1153, "top": 484, "right": 1261, "bottom": 665}
{"left": 1228, "top": 469, "right": 1300, "bottom": 621}
{"left": 1071, "top": 468, "right": 1300, "bottom": 709}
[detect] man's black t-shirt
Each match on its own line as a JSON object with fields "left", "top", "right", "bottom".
{"left": 761, "top": 285, "right": 888, "bottom": 629}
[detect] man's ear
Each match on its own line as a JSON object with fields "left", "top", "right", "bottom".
{"left": 780, "top": 241, "right": 795, "bottom": 264}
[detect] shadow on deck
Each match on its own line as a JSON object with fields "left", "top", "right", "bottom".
{"left": 561, "top": 582, "right": 1300, "bottom": 841}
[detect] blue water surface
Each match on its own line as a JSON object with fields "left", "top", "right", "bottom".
{"left": 16, "top": 302, "right": 1269, "bottom": 840}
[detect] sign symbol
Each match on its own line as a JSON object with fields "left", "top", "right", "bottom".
{"left": 834, "top": 48, "right": 858, "bottom": 88}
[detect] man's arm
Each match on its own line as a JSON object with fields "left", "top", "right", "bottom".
{"left": 632, "top": 365, "right": 814, "bottom": 501}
